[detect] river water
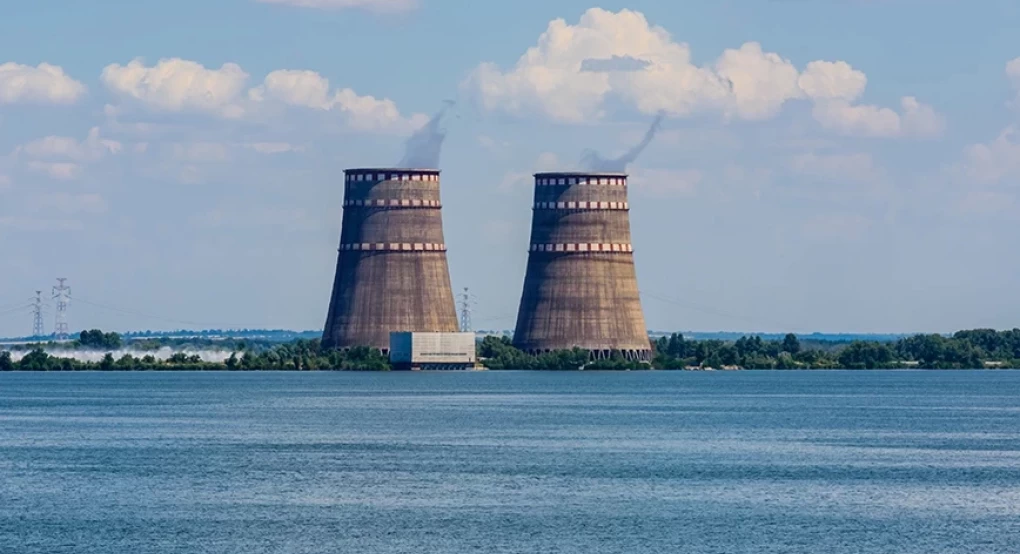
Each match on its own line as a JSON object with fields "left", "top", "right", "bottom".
{"left": 1, "top": 370, "right": 1018, "bottom": 553}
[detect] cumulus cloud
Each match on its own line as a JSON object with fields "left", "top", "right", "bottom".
{"left": 811, "top": 96, "right": 943, "bottom": 138}
{"left": 462, "top": 8, "right": 939, "bottom": 137}
{"left": 811, "top": 101, "right": 900, "bottom": 137}
{"left": 0, "top": 62, "right": 86, "bottom": 105}
{"left": 961, "top": 126, "right": 1020, "bottom": 185}
{"left": 11, "top": 128, "right": 122, "bottom": 181}
{"left": 797, "top": 61, "right": 867, "bottom": 102}
{"left": 581, "top": 55, "right": 651, "bottom": 73}
{"left": 100, "top": 58, "right": 422, "bottom": 133}
{"left": 253, "top": 0, "right": 417, "bottom": 13}
{"left": 251, "top": 69, "right": 422, "bottom": 132}
{"left": 17, "top": 127, "right": 122, "bottom": 162}
{"left": 1008, "top": 57, "right": 1020, "bottom": 108}
{"left": 26, "top": 161, "right": 82, "bottom": 180}
{"left": 900, "top": 96, "right": 945, "bottom": 137}
{"left": 102, "top": 58, "right": 249, "bottom": 118}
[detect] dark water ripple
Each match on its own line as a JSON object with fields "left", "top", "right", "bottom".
{"left": 1, "top": 370, "right": 1019, "bottom": 553}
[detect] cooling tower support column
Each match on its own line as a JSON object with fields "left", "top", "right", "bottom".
{"left": 513, "top": 172, "right": 652, "bottom": 361}
{"left": 322, "top": 168, "right": 459, "bottom": 351}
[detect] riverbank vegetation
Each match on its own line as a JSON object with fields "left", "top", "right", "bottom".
{"left": 3, "top": 329, "right": 1020, "bottom": 371}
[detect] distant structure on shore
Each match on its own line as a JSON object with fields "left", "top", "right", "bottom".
{"left": 512, "top": 172, "right": 652, "bottom": 361}
{"left": 322, "top": 168, "right": 459, "bottom": 350}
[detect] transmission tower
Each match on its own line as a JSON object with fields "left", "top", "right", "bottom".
{"left": 458, "top": 287, "right": 473, "bottom": 333}
{"left": 32, "top": 291, "right": 45, "bottom": 338}
{"left": 52, "top": 278, "right": 71, "bottom": 340}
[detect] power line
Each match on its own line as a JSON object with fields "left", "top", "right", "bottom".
{"left": 458, "top": 287, "right": 473, "bottom": 332}
{"left": 52, "top": 278, "right": 71, "bottom": 340}
{"left": 32, "top": 291, "right": 45, "bottom": 337}
{"left": 72, "top": 297, "right": 251, "bottom": 330}
{"left": 640, "top": 289, "right": 801, "bottom": 331}
{"left": 0, "top": 304, "right": 34, "bottom": 317}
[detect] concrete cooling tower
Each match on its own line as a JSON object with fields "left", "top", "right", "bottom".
{"left": 512, "top": 172, "right": 652, "bottom": 361}
{"left": 322, "top": 168, "right": 459, "bottom": 350}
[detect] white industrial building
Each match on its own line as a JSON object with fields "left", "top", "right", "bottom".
{"left": 389, "top": 332, "right": 478, "bottom": 370}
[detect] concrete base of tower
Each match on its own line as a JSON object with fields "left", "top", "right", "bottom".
{"left": 521, "top": 347, "right": 653, "bottom": 363}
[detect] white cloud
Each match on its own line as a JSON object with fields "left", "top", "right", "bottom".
{"left": 253, "top": 0, "right": 417, "bottom": 13}
{"left": 900, "top": 96, "right": 945, "bottom": 137}
{"left": 251, "top": 69, "right": 421, "bottom": 132}
{"left": 0, "top": 62, "right": 86, "bottom": 105}
{"left": 102, "top": 58, "right": 249, "bottom": 117}
{"left": 11, "top": 128, "right": 122, "bottom": 181}
{"left": 961, "top": 126, "right": 1020, "bottom": 185}
{"left": 17, "top": 127, "right": 122, "bottom": 162}
{"left": 811, "top": 96, "right": 943, "bottom": 138}
{"left": 1009, "top": 57, "right": 1020, "bottom": 84}
{"left": 713, "top": 42, "right": 802, "bottom": 120}
{"left": 0, "top": 174, "right": 11, "bottom": 191}
{"left": 1008, "top": 57, "right": 1020, "bottom": 108}
{"left": 27, "top": 161, "right": 81, "bottom": 180}
{"left": 811, "top": 101, "right": 900, "bottom": 136}
{"left": 245, "top": 142, "right": 303, "bottom": 154}
{"left": 101, "top": 59, "right": 422, "bottom": 133}
{"left": 463, "top": 8, "right": 938, "bottom": 138}
{"left": 797, "top": 61, "right": 867, "bottom": 102}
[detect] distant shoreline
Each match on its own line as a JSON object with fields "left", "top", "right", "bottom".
{"left": 4, "top": 328, "right": 1020, "bottom": 371}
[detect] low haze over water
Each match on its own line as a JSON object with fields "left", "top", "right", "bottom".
{"left": 2, "top": 371, "right": 1018, "bottom": 553}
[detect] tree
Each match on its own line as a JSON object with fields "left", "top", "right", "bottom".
{"left": 98, "top": 353, "right": 115, "bottom": 371}
{"left": 79, "top": 329, "right": 122, "bottom": 350}
{"left": 666, "top": 333, "right": 686, "bottom": 358}
{"left": 782, "top": 333, "right": 801, "bottom": 355}
{"left": 0, "top": 351, "right": 13, "bottom": 372}
{"left": 18, "top": 349, "right": 53, "bottom": 371}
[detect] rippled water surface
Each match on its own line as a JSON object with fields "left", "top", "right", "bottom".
{"left": 2, "top": 371, "right": 1019, "bottom": 553}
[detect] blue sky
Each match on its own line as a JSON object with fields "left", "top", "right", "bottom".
{"left": 1, "top": 0, "right": 1019, "bottom": 336}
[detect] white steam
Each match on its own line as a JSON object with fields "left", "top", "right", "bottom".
{"left": 580, "top": 112, "right": 665, "bottom": 172}
{"left": 397, "top": 100, "right": 454, "bottom": 169}
{"left": 7, "top": 348, "right": 236, "bottom": 363}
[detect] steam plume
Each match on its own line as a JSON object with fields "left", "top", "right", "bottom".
{"left": 580, "top": 112, "right": 665, "bottom": 172}
{"left": 8, "top": 347, "right": 235, "bottom": 363}
{"left": 397, "top": 100, "right": 455, "bottom": 169}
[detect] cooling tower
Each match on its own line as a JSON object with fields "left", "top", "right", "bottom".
{"left": 513, "top": 172, "right": 652, "bottom": 361}
{"left": 322, "top": 168, "right": 459, "bottom": 351}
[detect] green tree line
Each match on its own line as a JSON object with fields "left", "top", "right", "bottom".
{"left": 4, "top": 328, "right": 1020, "bottom": 371}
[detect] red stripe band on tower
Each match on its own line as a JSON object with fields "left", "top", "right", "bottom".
{"left": 528, "top": 243, "right": 633, "bottom": 253}
{"left": 345, "top": 173, "right": 440, "bottom": 182}
{"left": 533, "top": 201, "right": 629, "bottom": 210}
{"left": 535, "top": 177, "right": 627, "bottom": 186}
{"left": 343, "top": 199, "right": 442, "bottom": 208}
{"left": 339, "top": 243, "right": 447, "bottom": 252}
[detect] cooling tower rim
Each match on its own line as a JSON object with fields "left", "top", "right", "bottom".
{"left": 534, "top": 171, "right": 627, "bottom": 178}
{"left": 345, "top": 167, "right": 441, "bottom": 174}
